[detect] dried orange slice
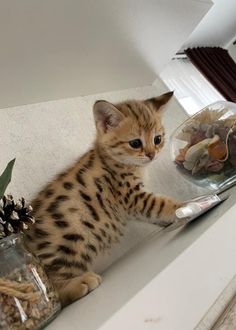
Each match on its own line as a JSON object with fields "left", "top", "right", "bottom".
{"left": 208, "top": 141, "right": 227, "bottom": 160}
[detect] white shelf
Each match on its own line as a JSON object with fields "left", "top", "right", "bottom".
{"left": 0, "top": 0, "right": 212, "bottom": 108}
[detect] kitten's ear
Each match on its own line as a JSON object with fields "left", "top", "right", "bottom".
{"left": 93, "top": 100, "right": 125, "bottom": 133}
{"left": 145, "top": 91, "right": 174, "bottom": 113}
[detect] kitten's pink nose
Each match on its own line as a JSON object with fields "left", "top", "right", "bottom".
{"left": 145, "top": 152, "right": 155, "bottom": 160}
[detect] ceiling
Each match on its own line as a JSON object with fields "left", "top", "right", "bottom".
{"left": 183, "top": 0, "right": 236, "bottom": 49}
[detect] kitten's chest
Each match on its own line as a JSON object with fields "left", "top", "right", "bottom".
{"left": 101, "top": 171, "right": 143, "bottom": 210}
{"left": 89, "top": 166, "right": 142, "bottom": 201}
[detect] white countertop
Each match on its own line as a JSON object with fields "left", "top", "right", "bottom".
{"left": 98, "top": 200, "right": 236, "bottom": 330}
{"left": 46, "top": 187, "right": 236, "bottom": 330}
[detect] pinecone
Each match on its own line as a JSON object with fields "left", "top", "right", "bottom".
{"left": 0, "top": 195, "right": 35, "bottom": 239}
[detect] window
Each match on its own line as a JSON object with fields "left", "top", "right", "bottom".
{"left": 160, "top": 58, "right": 225, "bottom": 116}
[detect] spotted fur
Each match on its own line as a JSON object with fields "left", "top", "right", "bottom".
{"left": 25, "top": 91, "right": 182, "bottom": 306}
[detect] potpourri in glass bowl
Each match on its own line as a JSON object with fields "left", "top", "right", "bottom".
{"left": 171, "top": 101, "right": 236, "bottom": 190}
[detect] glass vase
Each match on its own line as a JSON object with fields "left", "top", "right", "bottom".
{"left": 0, "top": 234, "right": 61, "bottom": 330}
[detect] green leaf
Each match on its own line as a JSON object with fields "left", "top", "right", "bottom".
{"left": 0, "top": 159, "right": 16, "bottom": 199}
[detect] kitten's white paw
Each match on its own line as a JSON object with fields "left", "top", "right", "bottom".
{"left": 158, "top": 202, "right": 184, "bottom": 227}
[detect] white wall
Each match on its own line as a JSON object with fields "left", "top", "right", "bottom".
{"left": 228, "top": 43, "right": 236, "bottom": 62}
{"left": 182, "top": 0, "right": 236, "bottom": 49}
{"left": 0, "top": 0, "right": 211, "bottom": 108}
{"left": 1, "top": 78, "right": 210, "bottom": 330}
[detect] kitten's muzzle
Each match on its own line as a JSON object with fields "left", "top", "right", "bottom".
{"left": 145, "top": 152, "right": 155, "bottom": 160}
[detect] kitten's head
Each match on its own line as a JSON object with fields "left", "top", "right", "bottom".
{"left": 93, "top": 91, "right": 173, "bottom": 167}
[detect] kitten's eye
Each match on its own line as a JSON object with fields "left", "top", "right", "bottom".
{"left": 154, "top": 135, "right": 162, "bottom": 145}
{"left": 129, "top": 139, "right": 142, "bottom": 149}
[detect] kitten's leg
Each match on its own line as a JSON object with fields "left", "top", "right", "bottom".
{"left": 53, "top": 272, "right": 102, "bottom": 307}
{"left": 128, "top": 191, "right": 182, "bottom": 227}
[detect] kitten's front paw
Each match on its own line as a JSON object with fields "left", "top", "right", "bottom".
{"left": 81, "top": 272, "right": 102, "bottom": 292}
{"left": 157, "top": 201, "right": 184, "bottom": 227}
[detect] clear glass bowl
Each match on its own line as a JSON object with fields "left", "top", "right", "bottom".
{"left": 170, "top": 101, "right": 236, "bottom": 191}
{"left": 0, "top": 234, "right": 61, "bottom": 330}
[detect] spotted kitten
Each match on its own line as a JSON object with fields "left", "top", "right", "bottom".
{"left": 25, "top": 91, "right": 182, "bottom": 306}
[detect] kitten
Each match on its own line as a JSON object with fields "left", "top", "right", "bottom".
{"left": 25, "top": 91, "right": 182, "bottom": 306}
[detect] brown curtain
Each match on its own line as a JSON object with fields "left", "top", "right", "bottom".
{"left": 185, "top": 47, "right": 236, "bottom": 102}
